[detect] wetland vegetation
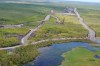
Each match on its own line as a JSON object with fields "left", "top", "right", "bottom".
{"left": 78, "top": 8, "right": 100, "bottom": 37}
{"left": 0, "top": 1, "right": 100, "bottom": 66}
{"left": 61, "top": 47, "right": 100, "bottom": 66}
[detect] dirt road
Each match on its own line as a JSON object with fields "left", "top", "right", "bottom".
{"left": 74, "top": 8, "right": 100, "bottom": 43}
{"left": 21, "top": 15, "right": 50, "bottom": 45}
{"left": 0, "top": 15, "right": 50, "bottom": 50}
{"left": 50, "top": 15, "right": 60, "bottom": 23}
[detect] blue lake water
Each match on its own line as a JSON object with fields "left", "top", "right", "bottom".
{"left": 24, "top": 42, "right": 100, "bottom": 66}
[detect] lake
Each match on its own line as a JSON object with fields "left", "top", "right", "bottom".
{"left": 24, "top": 42, "right": 100, "bottom": 66}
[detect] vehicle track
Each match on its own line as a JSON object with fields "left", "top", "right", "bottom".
{"left": 21, "top": 15, "right": 50, "bottom": 45}
{"left": 50, "top": 15, "right": 60, "bottom": 23}
{"left": 74, "top": 8, "right": 100, "bottom": 43}
{"left": 0, "top": 15, "right": 50, "bottom": 50}
{"left": 1, "top": 8, "right": 100, "bottom": 50}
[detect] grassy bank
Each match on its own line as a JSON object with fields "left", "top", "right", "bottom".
{"left": 61, "top": 47, "right": 100, "bottom": 66}
{"left": 0, "top": 39, "right": 92, "bottom": 66}
{"left": 0, "top": 2, "right": 100, "bottom": 66}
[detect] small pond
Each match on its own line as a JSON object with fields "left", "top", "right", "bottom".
{"left": 24, "top": 42, "right": 100, "bottom": 66}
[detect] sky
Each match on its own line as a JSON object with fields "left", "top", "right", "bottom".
{"left": 0, "top": 0, "right": 100, "bottom": 3}
{"left": 67, "top": 0, "right": 100, "bottom": 2}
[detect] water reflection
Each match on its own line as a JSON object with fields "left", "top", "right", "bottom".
{"left": 24, "top": 42, "right": 100, "bottom": 66}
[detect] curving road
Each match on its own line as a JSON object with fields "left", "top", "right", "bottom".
{"left": 21, "top": 15, "right": 50, "bottom": 45}
{"left": 0, "top": 15, "right": 50, "bottom": 50}
{"left": 1, "top": 8, "right": 100, "bottom": 50}
{"left": 50, "top": 15, "right": 60, "bottom": 23}
{"left": 74, "top": 8, "right": 100, "bottom": 43}
{"left": 32, "top": 38, "right": 86, "bottom": 45}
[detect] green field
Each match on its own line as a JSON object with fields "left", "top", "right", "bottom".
{"left": 78, "top": 8, "right": 100, "bottom": 37}
{"left": 0, "top": 3, "right": 66, "bottom": 47}
{"left": 0, "top": 3, "right": 45, "bottom": 25}
{"left": 61, "top": 47, "right": 100, "bottom": 66}
{"left": 0, "top": 39, "right": 92, "bottom": 66}
{"left": 0, "top": 28, "right": 29, "bottom": 47}
{"left": 0, "top": 3, "right": 64, "bottom": 27}
{"left": 29, "top": 15, "right": 88, "bottom": 43}
{"left": 0, "top": 3, "right": 65, "bottom": 47}
{"left": 0, "top": 2, "right": 100, "bottom": 66}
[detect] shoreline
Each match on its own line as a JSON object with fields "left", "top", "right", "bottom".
{"left": 0, "top": 37, "right": 98, "bottom": 66}
{"left": 22, "top": 40, "right": 99, "bottom": 66}
{"left": 0, "top": 37, "right": 95, "bottom": 50}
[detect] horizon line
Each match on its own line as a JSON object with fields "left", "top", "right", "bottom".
{"left": 0, "top": 1, "right": 100, "bottom": 3}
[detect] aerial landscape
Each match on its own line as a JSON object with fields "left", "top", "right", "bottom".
{"left": 0, "top": 0, "right": 100, "bottom": 66}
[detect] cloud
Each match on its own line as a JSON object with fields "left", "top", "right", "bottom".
{"left": 0, "top": 0, "right": 66, "bottom": 2}
{"left": 0, "top": 0, "right": 100, "bottom": 2}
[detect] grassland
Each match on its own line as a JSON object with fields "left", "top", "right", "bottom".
{"left": 0, "top": 2, "right": 99, "bottom": 48}
{"left": 0, "top": 3, "right": 45, "bottom": 25}
{"left": 0, "top": 3, "right": 65, "bottom": 47}
{"left": 78, "top": 8, "right": 100, "bottom": 37}
{"left": 29, "top": 14, "right": 88, "bottom": 43}
{"left": 0, "top": 28, "right": 29, "bottom": 47}
{"left": 0, "top": 45, "right": 39, "bottom": 66}
{"left": 0, "top": 2, "right": 100, "bottom": 66}
{"left": 0, "top": 39, "right": 92, "bottom": 66}
{"left": 56, "top": 14, "right": 88, "bottom": 37}
{"left": 0, "top": 3, "right": 64, "bottom": 27}
{"left": 46, "top": 2, "right": 100, "bottom": 37}
{"left": 61, "top": 47, "right": 100, "bottom": 66}
{"left": 0, "top": 3, "right": 66, "bottom": 47}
